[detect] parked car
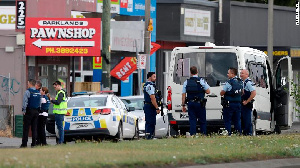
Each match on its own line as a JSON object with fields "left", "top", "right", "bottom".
{"left": 63, "top": 94, "right": 138, "bottom": 142}
{"left": 120, "top": 95, "right": 169, "bottom": 138}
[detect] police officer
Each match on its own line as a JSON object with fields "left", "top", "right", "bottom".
{"left": 182, "top": 66, "right": 210, "bottom": 136}
{"left": 20, "top": 79, "right": 41, "bottom": 148}
{"left": 35, "top": 80, "right": 42, "bottom": 91}
{"left": 51, "top": 81, "right": 67, "bottom": 144}
{"left": 37, "top": 87, "right": 51, "bottom": 146}
{"left": 143, "top": 72, "right": 160, "bottom": 140}
{"left": 240, "top": 69, "right": 256, "bottom": 136}
{"left": 220, "top": 67, "right": 243, "bottom": 135}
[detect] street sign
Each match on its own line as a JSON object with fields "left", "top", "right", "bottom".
{"left": 93, "top": 57, "right": 102, "bottom": 69}
{"left": 138, "top": 54, "right": 146, "bottom": 69}
{"left": 150, "top": 42, "right": 161, "bottom": 55}
{"left": 16, "top": 0, "right": 26, "bottom": 31}
{"left": 25, "top": 17, "right": 101, "bottom": 56}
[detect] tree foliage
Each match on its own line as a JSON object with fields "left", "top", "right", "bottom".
{"left": 291, "top": 76, "right": 300, "bottom": 117}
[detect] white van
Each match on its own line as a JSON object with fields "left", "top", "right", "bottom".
{"left": 166, "top": 43, "right": 293, "bottom": 135}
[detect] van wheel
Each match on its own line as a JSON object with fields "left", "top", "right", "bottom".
{"left": 114, "top": 123, "right": 123, "bottom": 142}
{"left": 169, "top": 125, "right": 178, "bottom": 137}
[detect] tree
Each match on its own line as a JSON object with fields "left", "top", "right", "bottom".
{"left": 291, "top": 76, "right": 300, "bottom": 117}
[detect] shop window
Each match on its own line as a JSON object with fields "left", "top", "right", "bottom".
{"left": 58, "top": 65, "right": 68, "bottom": 77}
{"left": 84, "top": 75, "right": 93, "bottom": 82}
{"left": 83, "top": 57, "right": 93, "bottom": 70}
{"left": 38, "top": 65, "right": 48, "bottom": 76}
{"left": 71, "top": 57, "right": 81, "bottom": 71}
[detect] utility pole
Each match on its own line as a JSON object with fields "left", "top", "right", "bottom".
{"left": 267, "top": 0, "right": 274, "bottom": 71}
{"left": 102, "top": 0, "right": 111, "bottom": 89}
{"left": 144, "top": 0, "right": 151, "bottom": 81}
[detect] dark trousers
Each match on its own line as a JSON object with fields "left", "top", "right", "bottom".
{"left": 223, "top": 102, "right": 241, "bottom": 135}
{"left": 241, "top": 105, "right": 253, "bottom": 135}
{"left": 144, "top": 104, "right": 156, "bottom": 139}
{"left": 37, "top": 115, "right": 47, "bottom": 145}
{"left": 22, "top": 108, "right": 39, "bottom": 146}
{"left": 188, "top": 101, "right": 206, "bottom": 135}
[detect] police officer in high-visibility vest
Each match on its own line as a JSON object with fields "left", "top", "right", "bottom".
{"left": 240, "top": 69, "right": 256, "bottom": 136}
{"left": 182, "top": 66, "right": 210, "bottom": 136}
{"left": 143, "top": 72, "right": 160, "bottom": 140}
{"left": 220, "top": 67, "right": 243, "bottom": 135}
{"left": 51, "top": 80, "right": 67, "bottom": 144}
{"left": 20, "top": 79, "right": 41, "bottom": 148}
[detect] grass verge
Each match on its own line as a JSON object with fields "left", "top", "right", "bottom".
{"left": 0, "top": 134, "right": 299, "bottom": 168}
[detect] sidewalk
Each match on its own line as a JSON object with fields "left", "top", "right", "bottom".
{"left": 181, "top": 158, "right": 300, "bottom": 168}
{"left": 0, "top": 137, "right": 57, "bottom": 148}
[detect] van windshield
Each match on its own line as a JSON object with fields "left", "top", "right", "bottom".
{"left": 173, "top": 52, "right": 238, "bottom": 86}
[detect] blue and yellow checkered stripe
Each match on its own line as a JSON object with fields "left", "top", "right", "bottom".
{"left": 64, "top": 108, "right": 108, "bottom": 130}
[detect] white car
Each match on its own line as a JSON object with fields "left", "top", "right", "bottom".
{"left": 63, "top": 94, "right": 139, "bottom": 141}
{"left": 120, "top": 95, "right": 169, "bottom": 138}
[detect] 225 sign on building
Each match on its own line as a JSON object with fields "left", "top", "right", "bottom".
{"left": 25, "top": 18, "right": 101, "bottom": 56}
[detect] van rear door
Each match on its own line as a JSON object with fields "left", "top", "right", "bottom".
{"left": 274, "top": 56, "right": 293, "bottom": 129}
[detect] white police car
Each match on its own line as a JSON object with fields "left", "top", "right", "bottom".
{"left": 63, "top": 94, "right": 138, "bottom": 141}
{"left": 120, "top": 95, "right": 169, "bottom": 138}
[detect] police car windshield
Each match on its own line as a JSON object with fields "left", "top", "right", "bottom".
{"left": 121, "top": 98, "right": 144, "bottom": 111}
{"left": 68, "top": 97, "right": 107, "bottom": 107}
{"left": 173, "top": 52, "right": 238, "bottom": 86}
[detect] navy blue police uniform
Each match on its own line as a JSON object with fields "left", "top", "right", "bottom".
{"left": 21, "top": 87, "right": 41, "bottom": 147}
{"left": 143, "top": 81, "right": 158, "bottom": 139}
{"left": 222, "top": 76, "right": 243, "bottom": 135}
{"left": 241, "top": 78, "right": 255, "bottom": 135}
{"left": 183, "top": 75, "right": 210, "bottom": 135}
{"left": 37, "top": 95, "right": 50, "bottom": 145}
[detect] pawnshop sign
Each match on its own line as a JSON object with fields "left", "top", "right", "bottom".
{"left": 25, "top": 18, "right": 101, "bottom": 56}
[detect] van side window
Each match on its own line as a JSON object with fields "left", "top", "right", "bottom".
{"left": 173, "top": 53, "right": 189, "bottom": 84}
{"left": 248, "top": 63, "right": 268, "bottom": 88}
{"left": 173, "top": 52, "right": 238, "bottom": 86}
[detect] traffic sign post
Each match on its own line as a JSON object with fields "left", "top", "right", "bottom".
{"left": 138, "top": 54, "right": 147, "bottom": 69}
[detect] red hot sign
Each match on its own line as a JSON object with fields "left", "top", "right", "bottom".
{"left": 25, "top": 18, "right": 101, "bottom": 56}
{"left": 110, "top": 57, "right": 137, "bottom": 81}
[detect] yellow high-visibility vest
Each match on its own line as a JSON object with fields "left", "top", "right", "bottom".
{"left": 53, "top": 90, "right": 67, "bottom": 114}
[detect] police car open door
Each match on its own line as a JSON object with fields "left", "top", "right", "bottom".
{"left": 274, "top": 56, "right": 293, "bottom": 129}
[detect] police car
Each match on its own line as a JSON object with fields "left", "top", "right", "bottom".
{"left": 120, "top": 95, "right": 169, "bottom": 138}
{"left": 63, "top": 94, "right": 139, "bottom": 141}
